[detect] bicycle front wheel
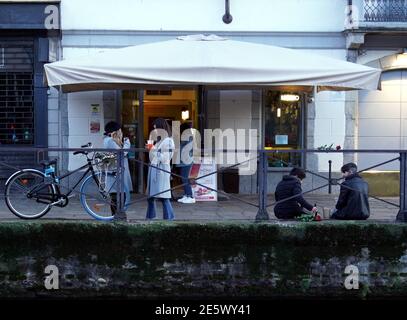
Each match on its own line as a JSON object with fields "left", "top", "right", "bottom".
{"left": 5, "top": 169, "right": 55, "bottom": 219}
{"left": 80, "top": 172, "right": 117, "bottom": 221}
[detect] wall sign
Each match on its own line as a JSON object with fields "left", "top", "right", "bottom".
{"left": 90, "top": 104, "right": 101, "bottom": 134}
{"left": 190, "top": 158, "right": 218, "bottom": 201}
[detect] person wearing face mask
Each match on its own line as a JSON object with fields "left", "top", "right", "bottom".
{"left": 103, "top": 121, "right": 132, "bottom": 216}
{"left": 330, "top": 162, "right": 370, "bottom": 220}
{"left": 274, "top": 168, "right": 317, "bottom": 219}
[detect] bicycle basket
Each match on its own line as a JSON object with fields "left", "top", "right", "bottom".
{"left": 94, "top": 152, "right": 118, "bottom": 171}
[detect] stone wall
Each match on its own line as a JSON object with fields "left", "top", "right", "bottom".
{"left": 1, "top": 222, "right": 407, "bottom": 298}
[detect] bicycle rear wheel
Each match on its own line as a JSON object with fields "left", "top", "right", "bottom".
{"left": 80, "top": 172, "right": 117, "bottom": 221}
{"left": 5, "top": 169, "right": 55, "bottom": 219}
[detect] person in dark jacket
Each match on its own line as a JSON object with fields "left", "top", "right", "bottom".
{"left": 331, "top": 163, "right": 370, "bottom": 220}
{"left": 274, "top": 168, "right": 318, "bottom": 219}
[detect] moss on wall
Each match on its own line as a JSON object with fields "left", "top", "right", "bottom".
{"left": 1, "top": 221, "right": 407, "bottom": 298}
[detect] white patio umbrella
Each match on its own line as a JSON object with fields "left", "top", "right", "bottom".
{"left": 44, "top": 34, "right": 381, "bottom": 92}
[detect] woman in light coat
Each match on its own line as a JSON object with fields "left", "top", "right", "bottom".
{"left": 103, "top": 121, "right": 133, "bottom": 214}
{"left": 146, "top": 118, "right": 175, "bottom": 220}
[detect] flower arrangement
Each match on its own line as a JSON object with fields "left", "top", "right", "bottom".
{"left": 317, "top": 143, "right": 341, "bottom": 151}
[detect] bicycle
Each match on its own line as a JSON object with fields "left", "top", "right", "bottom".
{"left": 4, "top": 143, "right": 121, "bottom": 221}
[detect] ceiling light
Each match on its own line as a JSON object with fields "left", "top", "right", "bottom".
{"left": 280, "top": 94, "right": 300, "bottom": 102}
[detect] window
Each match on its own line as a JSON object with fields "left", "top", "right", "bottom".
{"left": 264, "top": 90, "right": 304, "bottom": 167}
{"left": 0, "top": 42, "right": 34, "bottom": 145}
{"left": 0, "top": 72, "right": 34, "bottom": 145}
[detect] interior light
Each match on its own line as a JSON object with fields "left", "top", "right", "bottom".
{"left": 281, "top": 94, "right": 300, "bottom": 102}
{"left": 277, "top": 108, "right": 281, "bottom": 118}
{"left": 181, "top": 108, "right": 190, "bottom": 121}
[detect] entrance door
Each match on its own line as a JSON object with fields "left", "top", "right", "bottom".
{"left": 121, "top": 89, "right": 198, "bottom": 193}
{"left": 143, "top": 89, "right": 197, "bottom": 137}
{"left": 121, "top": 90, "right": 143, "bottom": 192}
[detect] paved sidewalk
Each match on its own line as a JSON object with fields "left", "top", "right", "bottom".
{"left": 0, "top": 192, "right": 400, "bottom": 222}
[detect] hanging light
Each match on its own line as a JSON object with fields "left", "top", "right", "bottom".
{"left": 280, "top": 94, "right": 300, "bottom": 102}
{"left": 277, "top": 108, "right": 281, "bottom": 118}
{"left": 181, "top": 107, "right": 190, "bottom": 120}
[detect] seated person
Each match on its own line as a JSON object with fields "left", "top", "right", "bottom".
{"left": 331, "top": 163, "right": 370, "bottom": 220}
{"left": 274, "top": 168, "right": 317, "bottom": 219}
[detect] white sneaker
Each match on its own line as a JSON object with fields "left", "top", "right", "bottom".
{"left": 177, "top": 195, "right": 188, "bottom": 203}
{"left": 182, "top": 197, "right": 196, "bottom": 204}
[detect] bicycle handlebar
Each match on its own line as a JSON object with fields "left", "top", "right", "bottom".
{"left": 73, "top": 142, "right": 93, "bottom": 155}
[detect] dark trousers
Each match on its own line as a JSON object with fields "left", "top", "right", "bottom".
{"left": 274, "top": 206, "right": 306, "bottom": 219}
{"left": 330, "top": 209, "right": 368, "bottom": 220}
{"left": 110, "top": 193, "right": 127, "bottom": 215}
{"left": 146, "top": 197, "right": 174, "bottom": 220}
{"left": 180, "top": 165, "right": 193, "bottom": 197}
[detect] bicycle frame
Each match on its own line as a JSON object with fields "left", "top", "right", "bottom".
{"left": 28, "top": 158, "right": 111, "bottom": 206}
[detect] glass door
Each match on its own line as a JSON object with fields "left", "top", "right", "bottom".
{"left": 121, "top": 90, "right": 143, "bottom": 192}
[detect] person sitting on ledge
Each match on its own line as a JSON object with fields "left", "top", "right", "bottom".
{"left": 330, "top": 162, "right": 370, "bottom": 220}
{"left": 274, "top": 168, "right": 317, "bottom": 219}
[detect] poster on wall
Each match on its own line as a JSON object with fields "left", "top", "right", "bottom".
{"left": 91, "top": 103, "right": 101, "bottom": 116}
{"left": 89, "top": 118, "right": 101, "bottom": 134}
{"left": 190, "top": 157, "right": 217, "bottom": 201}
{"left": 89, "top": 103, "right": 101, "bottom": 134}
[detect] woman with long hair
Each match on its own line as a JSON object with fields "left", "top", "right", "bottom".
{"left": 146, "top": 118, "right": 175, "bottom": 220}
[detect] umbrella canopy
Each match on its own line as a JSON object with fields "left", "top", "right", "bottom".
{"left": 44, "top": 34, "right": 381, "bottom": 92}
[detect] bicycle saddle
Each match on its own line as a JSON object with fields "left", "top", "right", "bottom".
{"left": 40, "top": 159, "right": 57, "bottom": 167}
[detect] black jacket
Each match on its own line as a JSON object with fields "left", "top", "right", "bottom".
{"left": 335, "top": 173, "right": 370, "bottom": 219}
{"left": 274, "top": 175, "right": 313, "bottom": 219}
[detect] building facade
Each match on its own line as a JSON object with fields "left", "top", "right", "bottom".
{"left": 31, "top": 0, "right": 407, "bottom": 195}
{"left": 0, "top": 0, "right": 60, "bottom": 178}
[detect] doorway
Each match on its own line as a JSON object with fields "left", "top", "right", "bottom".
{"left": 120, "top": 89, "right": 198, "bottom": 193}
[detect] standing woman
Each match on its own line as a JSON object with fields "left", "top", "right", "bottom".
{"left": 146, "top": 118, "right": 175, "bottom": 220}
{"left": 103, "top": 121, "right": 133, "bottom": 215}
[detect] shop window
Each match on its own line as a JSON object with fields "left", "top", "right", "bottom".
{"left": 264, "top": 90, "right": 304, "bottom": 167}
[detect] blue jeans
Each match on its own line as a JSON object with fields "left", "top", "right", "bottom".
{"left": 146, "top": 198, "right": 174, "bottom": 220}
{"left": 180, "top": 165, "right": 193, "bottom": 197}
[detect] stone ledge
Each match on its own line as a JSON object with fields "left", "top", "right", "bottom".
{"left": 0, "top": 220, "right": 406, "bottom": 247}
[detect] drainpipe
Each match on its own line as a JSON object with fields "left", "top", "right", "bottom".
{"left": 222, "top": 0, "right": 233, "bottom": 24}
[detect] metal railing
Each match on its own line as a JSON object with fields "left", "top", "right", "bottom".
{"left": 0, "top": 146, "right": 406, "bottom": 222}
{"left": 363, "top": 0, "right": 407, "bottom": 22}
{"left": 257, "top": 149, "right": 404, "bottom": 221}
